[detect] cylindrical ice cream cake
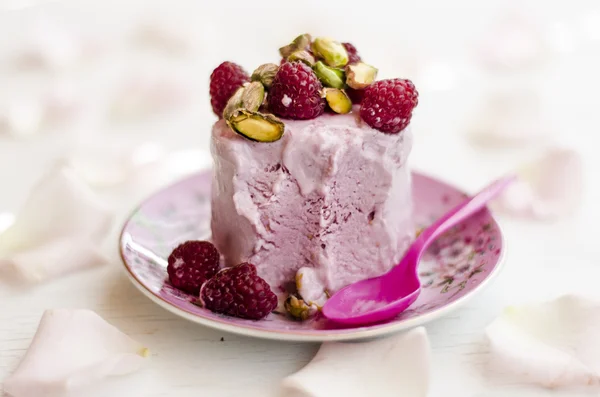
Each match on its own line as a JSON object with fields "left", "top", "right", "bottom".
{"left": 210, "top": 108, "right": 413, "bottom": 296}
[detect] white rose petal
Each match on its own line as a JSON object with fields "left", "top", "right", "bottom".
{"left": 0, "top": 165, "right": 113, "bottom": 283}
{"left": 281, "top": 327, "right": 430, "bottom": 397}
{"left": 492, "top": 148, "right": 583, "bottom": 219}
{"left": 486, "top": 295, "right": 600, "bottom": 388}
{"left": 0, "top": 239, "right": 109, "bottom": 284}
{"left": 0, "top": 100, "right": 45, "bottom": 138}
{"left": 3, "top": 309, "right": 149, "bottom": 397}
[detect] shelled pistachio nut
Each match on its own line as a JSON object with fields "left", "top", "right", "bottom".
{"left": 322, "top": 88, "right": 352, "bottom": 114}
{"left": 311, "top": 37, "right": 348, "bottom": 68}
{"left": 285, "top": 295, "right": 318, "bottom": 321}
{"left": 222, "top": 86, "right": 245, "bottom": 120}
{"left": 251, "top": 63, "right": 279, "bottom": 89}
{"left": 287, "top": 50, "right": 315, "bottom": 66}
{"left": 345, "top": 62, "right": 378, "bottom": 89}
{"left": 226, "top": 110, "right": 285, "bottom": 142}
{"left": 279, "top": 33, "right": 312, "bottom": 58}
{"left": 313, "top": 61, "right": 345, "bottom": 89}
{"left": 241, "top": 81, "right": 265, "bottom": 112}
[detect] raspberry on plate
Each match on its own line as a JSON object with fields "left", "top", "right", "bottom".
{"left": 209, "top": 61, "right": 249, "bottom": 117}
{"left": 268, "top": 61, "right": 325, "bottom": 120}
{"left": 359, "top": 78, "right": 419, "bottom": 134}
{"left": 200, "top": 262, "right": 278, "bottom": 320}
{"left": 342, "top": 42, "right": 361, "bottom": 65}
{"left": 167, "top": 240, "right": 220, "bottom": 295}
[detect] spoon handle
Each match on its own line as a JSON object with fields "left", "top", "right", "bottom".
{"left": 414, "top": 175, "right": 516, "bottom": 253}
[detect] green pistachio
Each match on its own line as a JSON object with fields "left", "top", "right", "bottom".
{"left": 226, "top": 109, "right": 284, "bottom": 142}
{"left": 251, "top": 63, "right": 279, "bottom": 89}
{"left": 241, "top": 81, "right": 265, "bottom": 112}
{"left": 322, "top": 88, "right": 352, "bottom": 114}
{"left": 279, "top": 33, "right": 312, "bottom": 58}
{"left": 287, "top": 50, "right": 315, "bottom": 66}
{"left": 345, "top": 62, "right": 378, "bottom": 89}
{"left": 311, "top": 37, "right": 348, "bottom": 68}
{"left": 313, "top": 61, "right": 345, "bottom": 89}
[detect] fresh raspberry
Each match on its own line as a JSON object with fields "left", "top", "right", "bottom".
{"left": 360, "top": 79, "right": 419, "bottom": 134}
{"left": 200, "top": 263, "right": 278, "bottom": 320}
{"left": 346, "top": 87, "right": 365, "bottom": 104}
{"left": 209, "top": 61, "right": 249, "bottom": 117}
{"left": 268, "top": 61, "right": 325, "bottom": 120}
{"left": 342, "top": 42, "right": 361, "bottom": 64}
{"left": 167, "top": 241, "right": 220, "bottom": 295}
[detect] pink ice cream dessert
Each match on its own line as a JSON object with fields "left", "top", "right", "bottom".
{"left": 207, "top": 34, "right": 419, "bottom": 319}
{"left": 211, "top": 111, "right": 414, "bottom": 294}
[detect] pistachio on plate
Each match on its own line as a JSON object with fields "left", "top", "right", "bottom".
{"left": 311, "top": 37, "right": 349, "bottom": 68}
{"left": 345, "top": 62, "right": 378, "bottom": 89}
{"left": 241, "top": 81, "right": 265, "bottom": 112}
{"left": 322, "top": 88, "right": 352, "bottom": 114}
{"left": 279, "top": 33, "right": 312, "bottom": 58}
{"left": 251, "top": 63, "right": 279, "bottom": 89}
{"left": 313, "top": 61, "right": 345, "bottom": 89}
{"left": 284, "top": 295, "right": 318, "bottom": 321}
{"left": 287, "top": 50, "right": 315, "bottom": 67}
{"left": 226, "top": 109, "right": 285, "bottom": 142}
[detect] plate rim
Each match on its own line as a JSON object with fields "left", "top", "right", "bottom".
{"left": 118, "top": 169, "right": 507, "bottom": 343}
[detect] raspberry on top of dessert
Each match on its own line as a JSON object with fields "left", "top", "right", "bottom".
{"left": 204, "top": 34, "right": 418, "bottom": 321}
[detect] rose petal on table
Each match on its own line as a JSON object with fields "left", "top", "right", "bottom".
{"left": 486, "top": 295, "right": 600, "bottom": 388}
{"left": 0, "top": 238, "right": 109, "bottom": 284}
{"left": 281, "top": 327, "right": 430, "bottom": 397}
{"left": 0, "top": 212, "right": 15, "bottom": 234}
{"left": 0, "top": 164, "right": 113, "bottom": 252}
{"left": 3, "top": 309, "right": 149, "bottom": 397}
{"left": 492, "top": 148, "right": 583, "bottom": 219}
{"left": 0, "top": 100, "right": 45, "bottom": 138}
{"left": 0, "top": 84, "right": 80, "bottom": 138}
{"left": 0, "top": 165, "right": 113, "bottom": 283}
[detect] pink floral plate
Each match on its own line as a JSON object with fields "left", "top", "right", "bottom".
{"left": 119, "top": 169, "right": 506, "bottom": 342}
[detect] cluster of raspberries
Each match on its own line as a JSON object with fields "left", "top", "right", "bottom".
{"left": 167, "top": 241, "right": 277, "bottom": 320}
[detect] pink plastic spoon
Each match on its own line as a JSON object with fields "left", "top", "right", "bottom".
{"left": 322, "top": 175, "right": 515, "bottom": 326}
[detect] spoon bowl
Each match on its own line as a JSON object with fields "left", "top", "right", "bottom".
{"left": 322, "top": 175, "right": 515, "bottom": 326}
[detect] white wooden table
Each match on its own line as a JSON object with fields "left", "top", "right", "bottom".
{"left": 1, "top": 1, "right": 600, "bottom": 396}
